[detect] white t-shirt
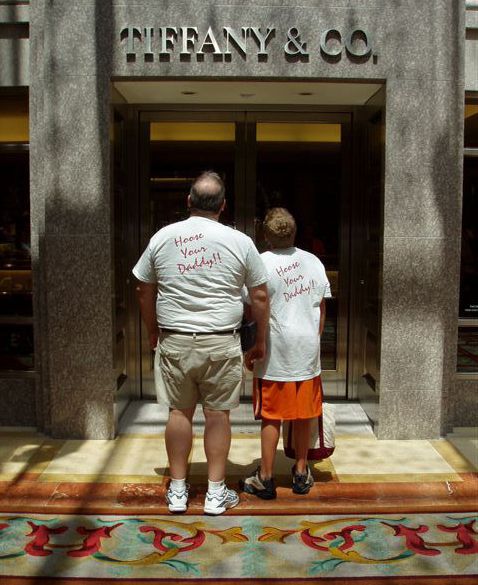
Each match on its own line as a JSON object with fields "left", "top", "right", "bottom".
{"left": 133, "top": 216, "right": 267, "bottom": 332}
{"left": 252, "top": 247, "right": 331, "bottom": 381}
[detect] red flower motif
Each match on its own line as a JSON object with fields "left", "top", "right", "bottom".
{"left": 68, "top": 523, "right": 123, "bottom": 557}
{"left": 301, "top": 525, "right": 366, "bottom": 552}
{"left": 438, "top": 520, "right": 478, "bottom": 555}
{"left": 140, "top": 525, "right": 206, "bottom": 553}
{"left": 383, "top": 523, "right": 441, "bottom": 556}
{"left": 25, "top": 522, "right": 68, "bottom": 557}
{"left": 300, "top": 529, "right": 329, "bottom": 552}
{"left": 0, "top": 523, "right": 8, "bottom": 531}
{"left": 324, "top": 525, "right": 367, "bottom": 551}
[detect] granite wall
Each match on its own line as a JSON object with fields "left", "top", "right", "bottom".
{"left": 0, "top": 2, "right": 29, "bottom": 87}
{"left": 27, "top": 0, "right": 466, "bottom": 439}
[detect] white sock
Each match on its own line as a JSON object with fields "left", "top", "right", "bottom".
{"left": 208, "top": 479, "right": 225, "bottom": 492}
{"left": 170, "top": 478, "right": 186, "bottom": 491}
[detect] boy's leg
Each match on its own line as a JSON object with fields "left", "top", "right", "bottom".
{"left": 293, "top": 417, "right": 311, "bottom": 474}
{"left": 292, "top": 417, "right": 314, "bottom": 494}
{"left": 241, "top": 417, "right": 279, "bottom": 499}
{"left": 261, "top": 418, "right": 281, "bottom": 478}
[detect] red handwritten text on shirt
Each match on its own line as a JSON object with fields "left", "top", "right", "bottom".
{"left": 178, "top": 252, "right": 222, "bottom": 274}
{"left": 174, "top": 233, "right": 204, "bottom": 248}
{"left": 180, "top": 246, "right": 207, "bottom": 258}
{"left": 283, "top": 282, "right": 311, "bottom": 303}
{"left": 284, "top": 274, "right": 304, "bottom": 287}
{"left": 276, "top": 261, "right": 300, "bottom": 278}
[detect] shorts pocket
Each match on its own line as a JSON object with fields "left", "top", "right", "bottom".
{"left": 158, "top": 346, "right": 181, "bottom": 361}
{"left": 209, "top": 345, "right": 243, "bottom": 362}
{"left": 157, "top": 345, "right": 183, "bottom": 382}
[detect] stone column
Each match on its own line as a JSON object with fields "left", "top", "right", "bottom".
{"left": 377, "top": 3, "right": 465, "bottom": 438}
{"left": 30, "top": 1, "right": 116, "bottom": 438}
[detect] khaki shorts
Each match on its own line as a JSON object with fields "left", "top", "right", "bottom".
{"left": 155, "top": 332, "right": 243, "bottom": 411}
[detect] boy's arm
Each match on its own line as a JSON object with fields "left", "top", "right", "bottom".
{"left": 245, "top": 283, "right": 270, "bottom": 370}
{"left": 319, "top": 299, "right": 326, "bottom": 336}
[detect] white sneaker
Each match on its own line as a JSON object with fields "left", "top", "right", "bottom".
{"left": 165, "top": 484, "right": 189, "bottom": 513}
{"left": 204, "top": 485, "right": 239, "bottom": 515}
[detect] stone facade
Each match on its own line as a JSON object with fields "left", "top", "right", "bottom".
{"left": 0, "top": 1, "right": 472, "bottom": 438}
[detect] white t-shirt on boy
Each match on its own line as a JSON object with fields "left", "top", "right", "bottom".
{"left": 251, "top": 247, "right": 331, "bottom": 381}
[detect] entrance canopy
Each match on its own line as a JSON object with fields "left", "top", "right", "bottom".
{"left": 113, "top": 80, "right": 382, "bottom": 105}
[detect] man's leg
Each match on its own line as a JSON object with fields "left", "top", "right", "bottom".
{"left": 203, "top": 407, "right": 240, "bottom": 514}
{"left": 165, "top": 406, "right": 196, "bottom": 480}
{"left": 203, "top": 408, "right": 231, "bottom": 482}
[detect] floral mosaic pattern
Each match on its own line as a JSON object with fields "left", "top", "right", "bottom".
{"left": 0, "top": 513, "right": 476, "bottom": 579}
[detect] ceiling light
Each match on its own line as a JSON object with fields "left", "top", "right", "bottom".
{"left": 240, "top": 93, "right": 255, "bottom": 98}
{"left": 298, "top": 92, "right": 313, "bottom": 96}
{"left": 181, "top": 91, "right": 197, "bottom": 95}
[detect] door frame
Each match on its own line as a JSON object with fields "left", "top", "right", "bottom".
{"left": 135, "top": 105, "right": 354, "bottom": 399}
{"left": 348, "top": 88, "right": 386, "bottom": 418}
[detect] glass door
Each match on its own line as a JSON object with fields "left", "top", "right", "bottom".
{"left": 245, "top": 114, "right": 351, "bottom": 397}
{"left": 138, "top": 111, "right": 351, "bottom": 399}
{"left": 139, "top": 113, "right": 244, "bottom": 398}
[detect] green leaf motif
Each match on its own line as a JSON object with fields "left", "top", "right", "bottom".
{"left": 310, "top": 558, "right": 345, "bottom": 574}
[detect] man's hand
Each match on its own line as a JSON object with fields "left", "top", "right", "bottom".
{"left": 149, "top": 330, "right": 159, "bottom": 351}
{"left": 135, "top": 281, "right": 159, "bottom": 350}
{"left": 245, "top": 341, "right": 266, "bottom": 370}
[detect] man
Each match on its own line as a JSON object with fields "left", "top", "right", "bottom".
{"left": 133, "top": 171, "right": 269, "bottom": 515}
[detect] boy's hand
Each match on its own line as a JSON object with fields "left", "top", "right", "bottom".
{"left": 245, "top": 341, "right": 266, "bottom": 370}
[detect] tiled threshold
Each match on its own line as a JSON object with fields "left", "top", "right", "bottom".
{"left": 0, "top": 401, "right": 476, "bottom": 516}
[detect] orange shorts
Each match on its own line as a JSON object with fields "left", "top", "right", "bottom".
{"left": 253, "top": 376, "right": 323, "bottom": 421}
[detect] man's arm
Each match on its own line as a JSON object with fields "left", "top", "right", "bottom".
{"left": 245, "top": 283, "right": 270, "bottom": 370}
{"left": 135, "top": 281, "right": 159, "bottom": 350}
{"left": 319, "top": 299, "right": 326, "bottom": 336}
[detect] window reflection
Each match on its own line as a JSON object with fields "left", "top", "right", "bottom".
{"left": 148, "top": 122, "right": 236, "bottom": 233}
{"left": 255, "top": 122, "right": 341, "bottom": 370}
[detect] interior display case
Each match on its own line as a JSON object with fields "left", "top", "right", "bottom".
{"left": 459, "top": 105, "right": 478, "bottom": 375}
{"left": 0, "top": 144, "right": 33, "bottom": 371}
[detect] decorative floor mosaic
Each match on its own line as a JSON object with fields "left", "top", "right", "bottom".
{"left": 0, "top": 512, "right": 476, "bottom": 581}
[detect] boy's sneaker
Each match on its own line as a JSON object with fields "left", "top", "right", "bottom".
{"left": 165, "top": 484, "right": 189, "bottom": 513}
{"left": 240, "top": 467, "right": 277, "bottom": 500}
{"left": 204, "top": 484, "right": 240, "bottom": 515}
{"left": 292, "top": 464, "right": 314, "bottom": 495}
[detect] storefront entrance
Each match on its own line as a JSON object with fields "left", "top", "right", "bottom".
{"left": 112, "top": 82, "right": 384, "bottom": 425}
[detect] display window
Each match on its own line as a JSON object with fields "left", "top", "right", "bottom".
{"left": 459, "top": 103, "right": 478, "bottom": 374}
{"left": 0, "top": 94, "right": 33, "bottom": 371}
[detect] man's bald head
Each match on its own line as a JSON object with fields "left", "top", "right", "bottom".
{"left": 189, "top": 171, "right": 225, "bottom": 213}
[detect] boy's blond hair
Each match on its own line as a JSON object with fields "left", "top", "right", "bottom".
{"left": 263, "top": 207, "right": 296, "bottom": 249}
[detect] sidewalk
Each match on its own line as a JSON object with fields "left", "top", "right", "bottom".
{"left": 0, "top": 401, "right": 476, "bottom": 515}
{"left": 0, "top": 403, "right": 476, "bottom": 584}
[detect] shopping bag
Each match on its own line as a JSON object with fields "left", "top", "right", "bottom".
{"left": 283, "top": 403, "right": 335, "bottom": 461}
{"left": 240, "top": 320, "right": 256, "bottom": 352}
